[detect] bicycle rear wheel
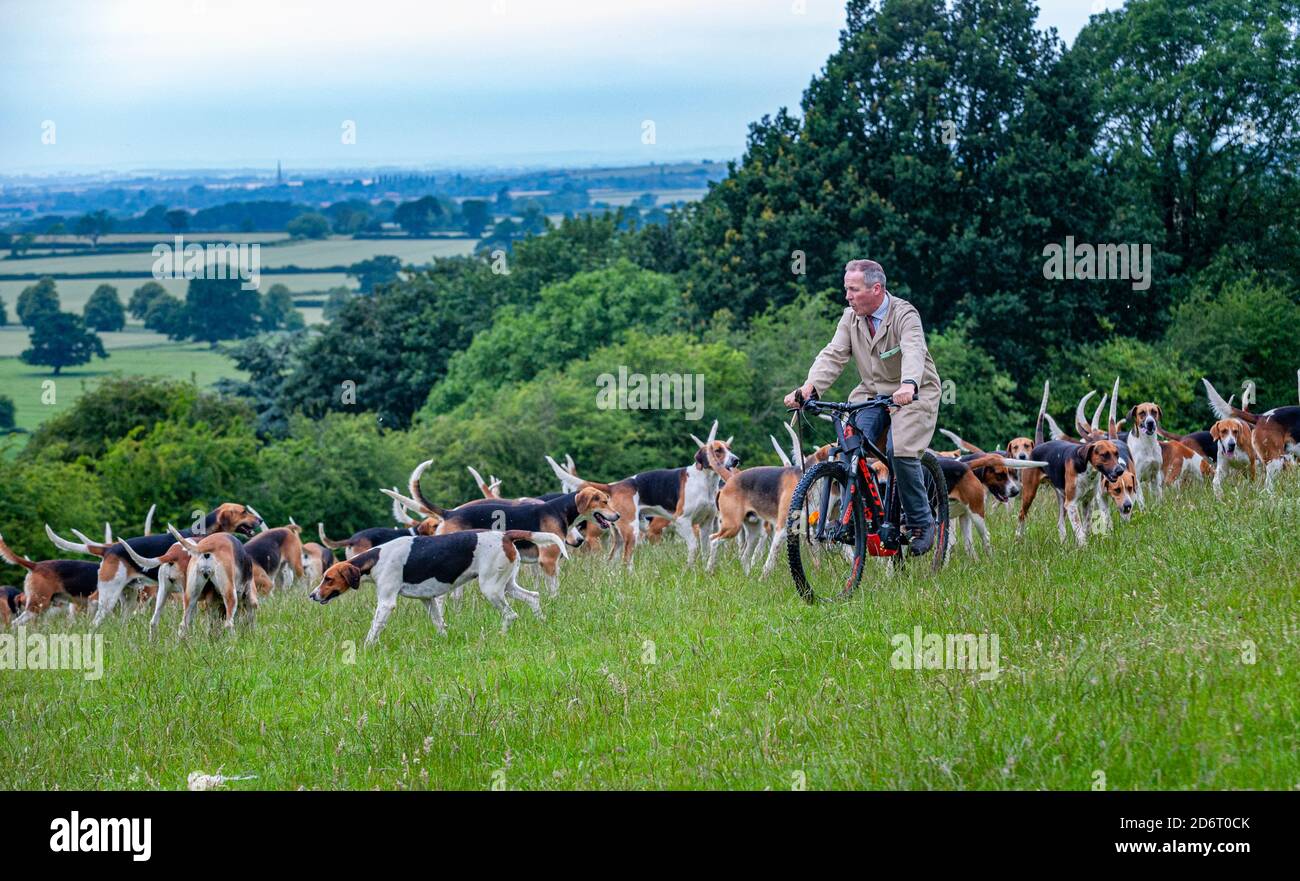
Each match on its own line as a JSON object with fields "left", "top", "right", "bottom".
{"left": 918, "top": 451, "right": 950, "bottom": 573}
{"left": 786, "top": 460, "right": 865, "bottom": 603}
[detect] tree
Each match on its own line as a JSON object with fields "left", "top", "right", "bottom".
{"left": 322, "top": 286, "right": 354, "bottom": 321}
{"left": 1165, "top": 278, "right": 1300, "bottom": 408}
{"left": 683, "top": 0, "right": 1110, "bottom": 377}
{"left": 83, "top": 284, "right": 126, "bottom": 332}
{"left": 74, "top": 210, "right": 114, "bottom": 247}
{"left": 144, "top": 293, "right": 189, "bottom": 338}
{"left": 346, "top": 255, "right": 402, "bottom": 294}
{"left": 0, "top": 395, "right": 15, "bottom": 433}
{"left": 423, "top": 261, "right": 685, "bottom": 414}
{"left": 1072, "top": 0, "right": 1300, "bottom": 285}
{"left": 286, "top": 211, "right": 331, "bottom": 239}
{"left": 460, "top": 199, "right": 491, "bottom": 238}
{"left": 165, "top": 209, "right": 190, "bottom": 232}
{"left": 183, "top": 277, "right": 260, "bottom": 346}
{"left": 20, "top": 312, "right": 107, "bottom": 375}
{"left": 392, "top": 196, "right": 443, "bottom": 236}
{"left": 22, "top": 375, "right": 249, "bottom": 463}
{"left": 10, "top": 233, "right": 35, "bottom": 257}
{"left": 16, "top": 277, "right": 60, "bottom": 326}
{"left": 129, "top": 281, "right": 169, "bottom": 320}
{"left": 260, "top": 283, "right": 304, "bottom": 330}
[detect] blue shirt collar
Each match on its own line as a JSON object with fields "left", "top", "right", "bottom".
{"left": 870, "top": 293, "right": 890, "bottom": 325}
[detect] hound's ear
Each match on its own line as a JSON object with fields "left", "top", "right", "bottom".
{"left": 341, "top": 563, "right": 363, "bottom": 591}
{"left": 1210, "top": 422, "right": 1222, "bottom": 441}
{"left": 1124, "top": 406, "right": 1137, "bottom": 427}
{"left": 1154, "top": 404, "right": 1163, "bottom": 422}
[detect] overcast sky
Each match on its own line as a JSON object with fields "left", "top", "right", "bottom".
{"left": 0, "top": 0, "right": 1121, "bottom": 174}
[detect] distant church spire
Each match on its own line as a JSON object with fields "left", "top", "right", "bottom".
{"left": 276, "top": 160, "right": 283, "bottom": 185}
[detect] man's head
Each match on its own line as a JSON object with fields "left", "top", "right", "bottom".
{"left": 844, "top": 259, "right": 887, "bottom": 316}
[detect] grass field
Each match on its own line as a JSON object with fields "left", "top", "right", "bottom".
{"left": 0, "top": 235, "right": 476, "bottom": 277}
{"left": 1, "top": 475, "right": 1296, "bottom": 790}
{"left": 0, "top": 342, "right": 244, "bottom": 434}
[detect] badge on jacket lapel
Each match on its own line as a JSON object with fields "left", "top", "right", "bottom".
{"left": 880, "top": 344, "right": 902, "bottom": 359}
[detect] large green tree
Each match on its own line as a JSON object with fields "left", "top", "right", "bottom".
{"left": 16, "top": 277, "right": 60, "bottom": 326}
{"left": 183, "top": 277, "right": 261, "bottom": 346}
{"left": 20, "top": 312, "right": 107, "bottom": 375}
{"left": 84, "top": 284, "right": 126, "bottom": 332}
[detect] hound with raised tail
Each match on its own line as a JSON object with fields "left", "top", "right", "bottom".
{"left": 545, "top": 419, "right": 739, "bottom": 570}
{"left": 242, "top": 525, "right": 306, "bottom": 594}
{"left": 309, "top": 530, "right": 566, "bottom": 644}
{"left": 930, "top": 442, "right": 1047, "bottom": 557}
{"left": 163, "top": 524, "right": 258, "bottom": 635}
{"left": 317, "top": 510, "right": 439, "bottom": 560}
{"left": 1204, "top": 378, "right": 1300, "bottom": 492}
{"left": 384, "top": 473, "right": 618, "bottom": 595}
{"left": 45, "top": 503, "right": 264, "bottom": 627}
{"left": 0, "top": 534, "right": 99, "bottom": 625}
{"left": 1016, "top": 382, "right": 1127, "bottom": 545}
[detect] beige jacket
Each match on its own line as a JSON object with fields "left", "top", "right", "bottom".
{"left": 804, "top": 296, "right": 941, "bottom": 457}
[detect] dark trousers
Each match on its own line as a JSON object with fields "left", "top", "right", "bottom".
{"left": 851, "top": 406, "right": 933, "bottom": 530}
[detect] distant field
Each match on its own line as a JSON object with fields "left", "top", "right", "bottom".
{"left": 0, "top": 342, "right": 245, "bottom": 435}
{"left": 0, "top": 273, "right": 351, "bottom": 323}
{"left": 30, "top": 233, "right": 289, "bottom": 245}
{"left": 0, "top": 235, "right": 476, "bottom": 276}
{"left": 588, "top": 187, "right": 708, "bottom": 207}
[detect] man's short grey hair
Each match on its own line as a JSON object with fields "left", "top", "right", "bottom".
{"left": 844, "top": 259, "right": 886, "bottom": 289}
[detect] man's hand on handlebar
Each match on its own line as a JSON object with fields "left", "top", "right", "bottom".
{"left": 891, "top": 384, "right": 915, "bottom": 406}
{"left": 784, "top": 382, "right": 817, "bottom": 410}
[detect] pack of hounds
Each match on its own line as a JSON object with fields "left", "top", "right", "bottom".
{"left": 3, "top": 376, "right": 1297, "bottom": 644}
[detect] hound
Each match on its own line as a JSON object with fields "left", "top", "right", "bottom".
{"left": 1006, "top": 436, "right": 1035, "bottom": 461}
{"left": 1119, "top": 396, "right": 1212, "bottom": 491}
{"left": 242, "top": 525, "right": 306, "bottom": 594}
{"left": 45, "top": 503, "right": 263, "bottom": 627}
{"left": 318, "top": 514, "right": 439, "bottom": 560}
{"left": 163, "top": 525, "right": 258, "bottom": 635}
{"left": 309, "top": 529, "right": 565, "bottom": 645}
{"left": 301, "top": 542, "right": 335, "bottom": 589}
{"left": 1016, "top": 382, "right": 1127, "bottom": 545}
{"left": 935, "top": 453, "right": 1047, "bottom": 557}
{"left": 384, "top": 480, "right": 619, "bottom": 595}
{"left": 938, "top": 429, "right": 1046, "bottom": 521}
{"left": 0, "top": 534, "right": 99, "bottom": 625}
{"left": 545, "top": 420, "right": 739, "bottom": 570}
{"left": 2, "top": 586, "right": 25, "bottom": 626}
{"left": 1204, "top": 378, "right": 1300, "bottom": 491}
{"left": 111, "top": 537, "right": 190, "bottom": 636}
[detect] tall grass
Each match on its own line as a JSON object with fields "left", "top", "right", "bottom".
{"left": 2, "top": 475, "right": 1297, "bottom": 790}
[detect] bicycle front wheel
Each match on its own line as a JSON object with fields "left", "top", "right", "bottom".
{"left": 786, "top": 460, "right": 865, "bottom": 604}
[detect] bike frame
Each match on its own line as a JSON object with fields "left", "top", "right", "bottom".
{"left": 803, "top": 397, "right": 903, "bottom": 557}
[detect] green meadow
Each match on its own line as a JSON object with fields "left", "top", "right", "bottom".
{"left": 1, "top": 476, "right": 1296, "bottom": 790}
{"left": 0, "top": 340, "right": 245, "bottom": 435}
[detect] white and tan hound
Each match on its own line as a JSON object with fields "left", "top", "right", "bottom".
{"left": 309, "top": 529, "right": 566, "bottom": 644}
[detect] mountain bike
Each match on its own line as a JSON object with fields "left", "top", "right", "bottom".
{"left": 785, "top": 393, "right": 948, "bottom": 603}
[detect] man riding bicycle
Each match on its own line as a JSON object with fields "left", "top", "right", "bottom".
{"left": 783, "top": 259, "right": 942, "bottom": 555}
